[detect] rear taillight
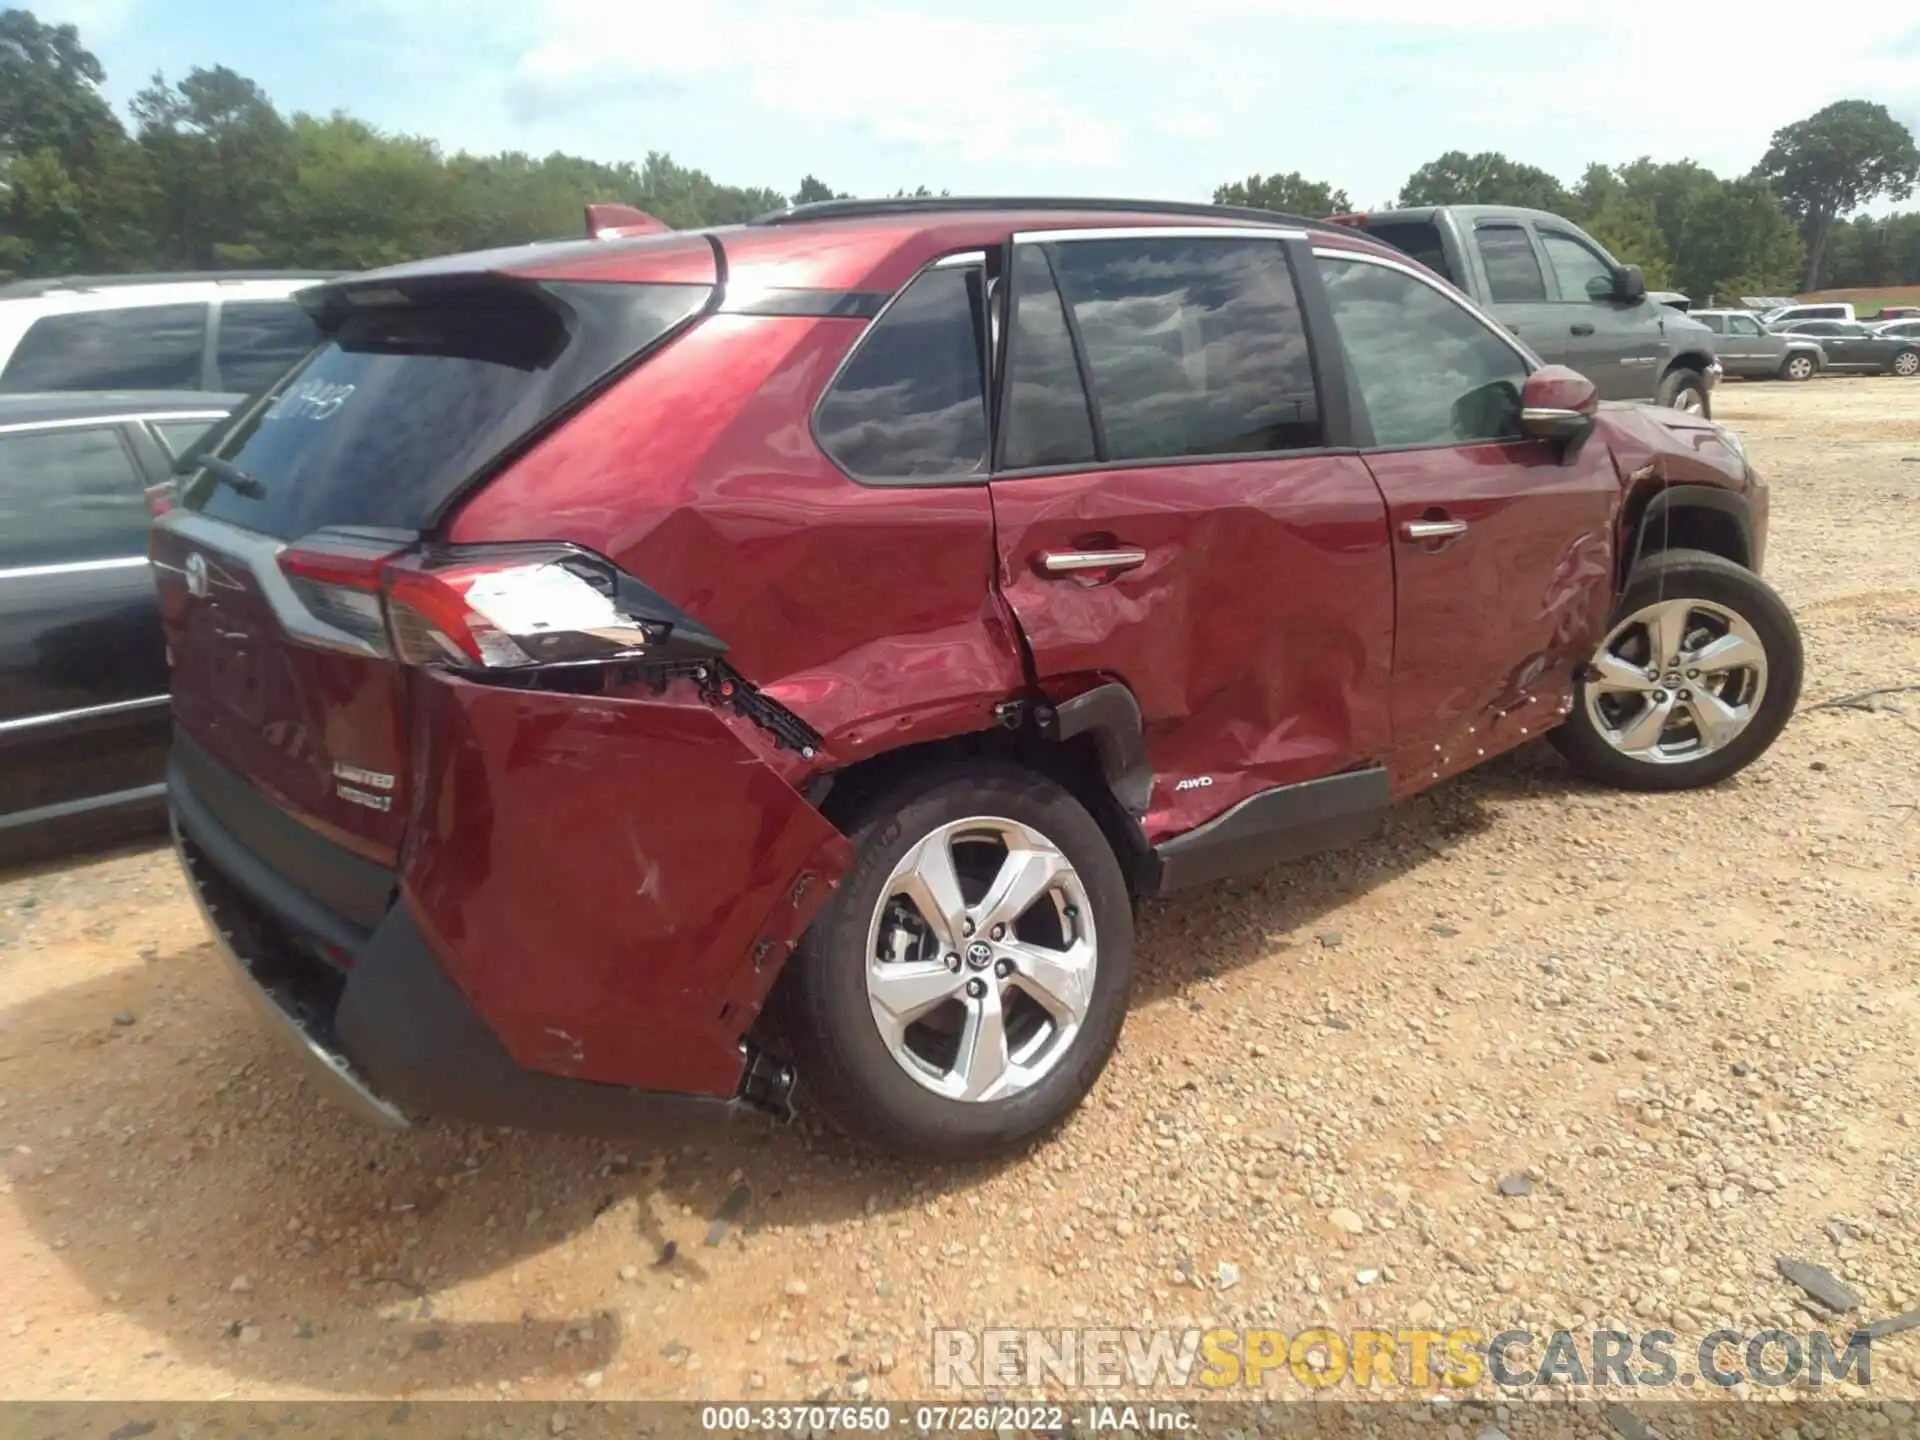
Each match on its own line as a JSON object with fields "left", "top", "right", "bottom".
{"left": 275, "top": 535, "right": 725, "bottom": 671}
{"left": 144, "top": 480, "right": 176, "bottom": 517}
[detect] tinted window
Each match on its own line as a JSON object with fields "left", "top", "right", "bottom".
{"left": 216, "top": 301, "right": 322, "bottom": 394}
{"left": 0, "top": 305, "right": 208, "bottom": 392}
{"left": 1538, "top": 231, "right": 1613, "bottom": 302}
{"left": 1046, "top": 236, "right": 1321, "bottom": 461}
{"left": 152, "top": 418, "right": 221, "bottom": 458}
{"left": 1475, "top": 226, "right": 1548, "bottom": 304}
{"left": 0, "top": 425, "right": 150, "bottom": 568}
{"left": 187, "top": 281, "right": 708, "bottom": 538}
{"left": 1727, "top": 315, "right": 1762, "bottom": 336}
{"left": 1001, "top": 247, "right": 1097, "bottom": 470}
{"left": 1360, "top": 220, "right": 1458, "bottom": 285}
{"left": 1320, "top": 256, "right": 1529, "bottom": 449}
{"left": 816, "top": 266, "right": 989, "bottom": 482}
{"left": 1789, "top": 321, "right": 1838, "bottom": 336}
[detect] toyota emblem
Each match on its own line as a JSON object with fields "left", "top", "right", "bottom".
{"left": 184, "top": 552, "right": 210, "bottom": 599}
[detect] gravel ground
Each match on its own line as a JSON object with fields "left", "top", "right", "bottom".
{"left": 1, "top": 377, "right": 1917, "bottom": 1417}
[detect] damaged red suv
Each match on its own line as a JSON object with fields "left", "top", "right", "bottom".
{"left": 155, "top": 197, "right": 1802, "bottom": 1159}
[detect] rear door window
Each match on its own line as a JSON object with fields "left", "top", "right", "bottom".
{"left": 185, "top": 280, "right": 709, "bottom": 538}
{"left": 1000, "top": 247, "right": 1097, "bottom": 470}
{"left": 815, "top": 264, "right": 990, "bottom": 483}
{"left": 151, "top": 417, "right": 222, "bottom": 459}
{"left": 0, "top": 425, "right": 152, "bottom": 568}
{"left": 1043, "top": 235, "right": 1322, "bottom": 461}
{"left": 1475, "top": 226, "right": 1549, "bottom": 304}
{"left": 0, "top": 305, "right": 208, "bottom": 392}
{"left": 215, "top": 300, "right": 322, "bottom": 393}
{"left": 1727, "top": 315, "right": 1762, "bottom": 336}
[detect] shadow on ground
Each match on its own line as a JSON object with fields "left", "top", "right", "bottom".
{"left": 1, "top": 742, "right": 1638, "bottom": 1394}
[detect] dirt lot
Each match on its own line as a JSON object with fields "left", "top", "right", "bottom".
{"left": 2, "top": 377, "right": 1918, "bottom": 1412}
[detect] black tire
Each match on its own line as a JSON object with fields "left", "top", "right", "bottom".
{"left": 1779, "top": 353, "right": 1817, "bottom": 382}
{"left": 1550, "top": 548, "right": 1803, "bottom": 792}
{"left": 781, "top": 761, "right": 1134, "bottom": 1160}
{"left": 1656, "top": 366, "right": 1711, "bottom": 416}
{"left": 1889, "top": 348, "right": 1920, "bottom": 378}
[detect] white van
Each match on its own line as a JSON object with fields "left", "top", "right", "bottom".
{"left": 0, "top": 271, "right": 334, "bottom": 396}
{"left": 1760, "top": 302, "right": 1856, "bottom": 329}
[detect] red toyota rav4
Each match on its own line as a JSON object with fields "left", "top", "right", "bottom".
{"left": 154, "top": 197, "right": 1801, "bottom": 1159}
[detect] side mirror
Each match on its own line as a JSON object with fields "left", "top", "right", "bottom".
{"left": 1519, "top": 365, "right": 1599, "bottom": 443}
{"left": 1613, "top": 264, "right": 1647, "bottom": 303}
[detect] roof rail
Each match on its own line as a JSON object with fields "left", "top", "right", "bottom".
{"left": 0, "top": 269, "right": 342, "bottom": 299}
{"left": 748, "top": 196, "right": 1323, "bottom": 230}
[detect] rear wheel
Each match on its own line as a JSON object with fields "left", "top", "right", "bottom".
{"left": 1891, "top": 348, "right": 1919, "bottom": 378}
{"left": 1656, "top": 366, "right": 1710, "bottom": 416}
{"left": 1780, "top": 353, "right": 1816, "bottom": 382}
{"left": 1551, "top": 548, "right": 1802, "bottom": 792}
{"left": 782, "top": 762, "right": 1133, "bottom": 1160}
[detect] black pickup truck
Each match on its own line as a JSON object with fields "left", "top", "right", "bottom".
{"left": 1326, "top": 205, "right": 1722, "bottom": 416}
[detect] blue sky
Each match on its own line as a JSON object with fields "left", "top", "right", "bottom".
{"left": 40, "top": 0, "right": 1920, "bottom": 212}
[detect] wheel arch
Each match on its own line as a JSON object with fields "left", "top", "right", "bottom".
{"left": 802, "top": 690, "right": 1158, "bottom": 902}
{"left": 1624, "top": 483, "right": 1753, "bottom": 586}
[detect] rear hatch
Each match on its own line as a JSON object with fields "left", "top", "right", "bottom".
{"left": 153, "top": 257, "right": 716, "bottom": 869}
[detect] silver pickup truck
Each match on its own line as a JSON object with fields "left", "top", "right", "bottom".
{"left": 1326, "top": 204, "right": 1722, "bottom": 416}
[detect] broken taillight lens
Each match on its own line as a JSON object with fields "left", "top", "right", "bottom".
{"left": 275, "top": 537, "right": 723, "bottom": 670}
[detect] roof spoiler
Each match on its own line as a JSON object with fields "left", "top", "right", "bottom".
{"left": 585, "top": 203, "right": 671, "bottom": 241}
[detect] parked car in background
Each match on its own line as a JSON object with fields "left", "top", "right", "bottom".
{"left": 1, "top": 391, "right": 238, "bottom": 856}
{"left": 1774, "top": 319, "right": 1920, "bottom": 376}
{"left": 1762, "top": 302, "right": 1855, "bottom": 328}
{"left": 0, "top": 272, "right": 330, "bottom": 397}
{"left": 1691, "top": 309, "right": 1828, "bottom": 381}
{"left": 1324, "top": 204, "right": 1721, "bottom": 414}
{"left": 1871, "top": 317, "right": 1920, "bottom": 341}
{"left": 154, "top": 195, "right": 1799, "bottom": 1158}
{"left": 1874, "top": 305, "right": 1918, "bottom": 321}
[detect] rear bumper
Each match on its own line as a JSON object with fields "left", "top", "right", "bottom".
{"left": 169, "top": 740, "right": 793, "bottom": 1137}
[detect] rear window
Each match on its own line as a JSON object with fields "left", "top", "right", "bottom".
{"left": 1358, "top": 221, "right": 1459, "bottom": 286}
{"left": 184, "top": 281, "right": 708, "bottom": 538}
{"left": 216, "top": 300, "right": 322, "bottom": 394}
{"left": 1, "top": 304, "right": 208, "bottom": 392}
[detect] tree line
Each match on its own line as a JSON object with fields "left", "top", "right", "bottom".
{"left": 4, "top": 7, "right": 1916, "bottom": 300}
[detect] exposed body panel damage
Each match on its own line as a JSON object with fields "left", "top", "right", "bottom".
{"left": 1594, "top": 402, "right": 1765, "bottom": 578}
{"left": 402, "top": 672, "right": 851, "bottom": 1096}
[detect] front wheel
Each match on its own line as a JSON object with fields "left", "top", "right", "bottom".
{"left": 1780, "top": 353, "right": 1816, "bottom": 382}
{"left": 1656, "top": 367, "right": 1710, "bottom": 416}
{"left": 780, "top": 762, "right": 1134, "bottom": 1160}
{"left": 1550, "top": 548, "right": 1803, "bottom": 792}
{"left": 1891, "top": 348, "right": 1919, "bottom": 378}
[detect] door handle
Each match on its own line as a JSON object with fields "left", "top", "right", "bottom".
{"left": 1570, "top": 323, "right": 1595, "bottom": 336}
{"left": 1036, "top": 546, "right": 1148, "bottom": 576}
{"left": 1401, "top": 518, "right": 1468, "bottom": 542}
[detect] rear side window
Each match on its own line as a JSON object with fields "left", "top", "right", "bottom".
{"left": 1698, "top": 314, "right": 1727, "bottom": 333}
{"left": 1475, "top": 226, "right": 1548, "bottom": 304}
{"left": 1319, "top": 256, "right": 1529, "bottom": 450}
{"left": 1045, "top": 236, "right": 1322, "bottom": 461}
{"left": 185, "top": 281, "right": 708, "bottom": 538}
{"left": 0, "top": 305, "right": 208, "bottom": 392}
{"left": 0, "top": 425, "right": 151, "bottom": 568}
{"left": 815, "top": 266, "right": 990, "bottom": 483}
{"left": 1538, "top": 230, "right": 1614, "bottom": 302}
{"left": 216, "top": 300, "right": 322, "bottom": 394}
{"left": 1001, "top": 247, "right": 1098, "bottom": 470}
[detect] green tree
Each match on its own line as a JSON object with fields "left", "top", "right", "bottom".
{"left": 1756, "top": 100, "right": 1919, "bottom": 289}
{"left": 131, "top": 65, "right": 294, "bottom": 266}
{"left": 0, "top": 8, "right": 121, "bottom": 170}
{"left": 1396, "top": 150, "right": 1571, "bottom": 213}
{"left": 791, "top": 174, "right": 848, "bottom": 206}
{"left": 1212, "top": 171, "right": 1351, "bottom": 216}
{"left": 262, "top": 113, "right": 462, "bottom": 270}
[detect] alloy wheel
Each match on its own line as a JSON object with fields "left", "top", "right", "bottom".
{"left": 1786, "top": 356, "right": 1814, "bottom": 381}
{"left": 1895, "top": 350, "right": 1920, "bottom": 377}
{"left": 864, "top": 816, "right": 1096, "bottom": 1102}
{"left": 1583, "top": 597, "right": 1769, "bottom": 765}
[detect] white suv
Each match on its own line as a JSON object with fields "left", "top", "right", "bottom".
{"left": 0, "top": 271, "right": 334, "bottom": 396}
{"left": 1760, "top": 301, "right": 1856, "bottom": 328}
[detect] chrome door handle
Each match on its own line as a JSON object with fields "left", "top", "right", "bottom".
{"left": 1037, "top": 547, "right": 1148, "bottom": 576}
{"left": 1401, "top": 519, "right": 1468, "bottom": 542}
